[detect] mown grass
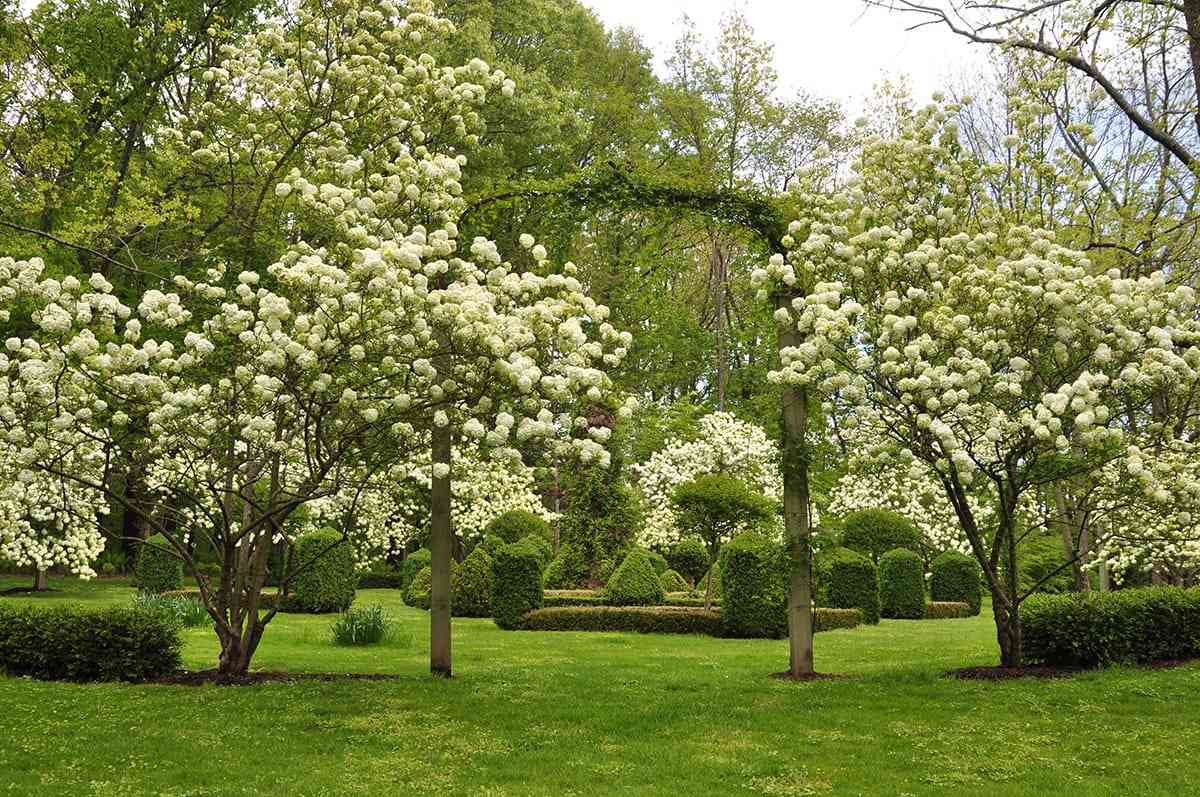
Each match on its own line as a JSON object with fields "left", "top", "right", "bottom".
{"left": 1, "top": 574, "right": 1197, "bottom": 796}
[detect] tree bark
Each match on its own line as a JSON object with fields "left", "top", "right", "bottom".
{"left": 430, "top": 425, "right": 453, "bottom": 677}
{"left": 33, "top": 569, "right": 47, "bottom": 592}
{"left": 777, "top": 294, "right": 814, "bottom": 677}
{"left": 1184, "top": 0, "right": 1200, "bottom": 142}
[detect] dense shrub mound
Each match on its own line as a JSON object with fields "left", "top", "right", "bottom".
{"left": 404, "top": 565, "right": 434, "bottom": 610}
{"left": 1022, "top": 587, "right": 1200, "bottom": 667}
{"left": 930, "top": 551, "right": 982, "bottom": 615}
{"left": 719, "top": 532, "right": 787, "bottom": 638}
{"left": 132, "top": 534, "right": 183, "bottom": 594}
{"left": 659, "top": 568, "right": 689, "bottom": 593}
{"left": 604, "top": 549, "right": 665, "bottom": 606}
{"left": 487, "top": 510, "right": 552, "bottom": 544}
{"left": 813, "top": 608, "right": 862, "bottom": 632}
{"left": 879, "top": 548, "right": 926, "bottom": 619}
{"left": 284, "top": 529, "right": 357, "bottom": 613}
{"left": 925, "top": 601, "right": 970, "bottom": 619}
{"left": 519, "top": 534, "right": 553, "bottom": 568}
{"left": 358, "top": 560, "right": 403, "bottom": 589}
{"left": 840, "top": 510, "right": 921, "bottom": 564}
{"left": 643, "top": 548, "right": 670, "bottom": 575}
{"left": 399, "top": 548, "right": 431, "bottom": 592}
{"left": 452, "top": 547, "right": 494, "bottom": 617}
{"left": 542, "top": 543, "right": 589, "bottom": 590}
{"left": 492, "top": 542, "right": 543, "bottom": 629}
{"left": 0, "top": 604, "right": 181, "bottom": 682}
{"left": 823, "top": 547, "right": 880, "bottom": 625}
{"left": 666, "top": 537, "right": 708, "bottom": 585}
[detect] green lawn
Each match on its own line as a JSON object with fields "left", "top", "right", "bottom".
{"left": 1, "top": 575, "right": 1197, "bottom": 796}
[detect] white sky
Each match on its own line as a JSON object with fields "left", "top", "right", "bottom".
{"left": 581, "top": 1, "right": 984, "bottom": 110}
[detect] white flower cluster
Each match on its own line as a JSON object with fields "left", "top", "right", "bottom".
{"left": 631, "top": 413, "right": 781, "bottom": 549}
{"left": 0, "top": 456, "right": 106, "bottom": 578}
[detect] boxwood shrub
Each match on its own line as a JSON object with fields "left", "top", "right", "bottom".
{"left": 879, "top": 548, "right": 926, "bottom": 619}
{"left": 698, "top": 562, "right": 722, "bottom": 600}
{"left": 930, "top": 550, "right": 982, "bottom": 616}
{"left": 132, "top": 534, "right": 183, "bottom": 594}
{"left": 519, "top": 534, "right": 553, "bottom": 568}
{"left": 604, "top": 549, "right": 665, "bottom": 606}
{"left": 1022, "top": 587, "right": 1200, "bottom": 667}
{"left": 0, "top": 604, "right": 181, "bottom": 682}
{"left": 823, "top": 546, "right": 880, "bottom": 625}
{"left": 284, "top": 529, "right": 357, "bottom": 613}
{"left": 403, "top": 565, "right": 434, "bottom": 610}
{"left": 399, "top": 548, "right": 431, "bottom": 592}
{"left": 666, "top": 537, "right": 709, "bottom": 585}
{"left": 492, "top": 542, "right": 544, "bottom": 629}
{"left": 719, "top": 531, "right": 787, "bottom": 638}
{"left": 451, "top": 547, "right": 494, "bottom": 617}
{"left": 814, "top": 608, "right": 862, "bottom": 632}
{"left": 543, "top": 590, "right": 608, "bottom": 607}
{"left": 642, "top": 548, "right": 670, "bottom": 576}
{"left": 925, "top": 601, "right": 970, "bottom": 619}
{"left": 357, "top": 560, "right": 403, "bottom": 589}
{"left": 486, "top": 510, "right": 552, "bottom": 544}
{"left": 659, "top": 568, "right": 689, "bottom": 593}
{"left": 840, "top": 509, "right": 921, "bottom": 564}
{"left": 542, "top": 543, "right": 589, "bottom": 590}
{"left": 521, "top": 606, "right": 722, "bottom": 635}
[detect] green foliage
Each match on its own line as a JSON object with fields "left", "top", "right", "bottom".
{"left": 718, "top": 532, "right": 787, "bottom": 638}
{"left": 519, "top": 534, "right": 553, "bottom": 568}
{"left": 131, "top": 593, "right": 211, "bottom": 629}
{"left": 559, "top": 462, "right": 642, "bottom": 582}
{"left": 357, "top": 560, "right": 404, "bottom": 589}
{"left": 330, "top": 605, "right": 394, "bottom": 646}
{"left": 642, "top": 547, "right": 669, "bottom": 575}
{"left": 698, "top": 562, "right": 723, "bottom": 600}
{"left": 542, "top": 543, "right": 590, "bottom": 590}
{"left": 603, "top": 549, "right": 665, "bottom": 606}
{"left": 285, "top": 529, "right": 357, "bottom": 614}
{"left": 486, "top": 510, "right": 552, "bottom": 544}
{"left": 659, "top": 569, "right": 689, "bottom": 592}
{"left": 878, "top": 549, "right": 926, "bottom": 620}
{"left": 403, "top": 565, "right": 434, "bottom": 610}
{"left": 1018, "top": 535, "right": 1073, "bottom": 595}
{"left": 1022, "top": 587, "right": 1200, "bottom": 667}
{"left": 491, "top": 543, "right": 544, "bottom": 629}
{"left": 481, "top": 534, "right": 508, "bottom": 557}
{"left": 96, "top": 547, "right": 128, "bottom": 576}
{"left": 925, "top": 601, "right": 971, "bottom": 619}
{"left": 666, "top": 537, "right": 709, "bottom": 585}
{"left": 824, "top": 547, "right": 880, "bottom": 625}
{"left": 132, "top": 534, "right": 182, "bottom": 594}
{"left": 671, "top": 473, "right": 775, "bottom": 558}
{"left": 813, "top": 608, "right": 862, "bottom": 632}
{"left": 840, "top": 510, "right": 921, "bottom": 564}
{"left": 543, "top": 590, "right": 608, "bottom": 607}
{"left": 930, "top": 551, "right": 982, "bottom": 616}
{"left": 0, "top": 604, "right": 181, "bottom": 682}
{"left": 520, "top": 606, "right": 723, "bottom": 635}
{"left": 451, "top": 547, "right": 494, "bottom": 618}
{"left": 399, "top": 548, "right": 431, "bottom": 592}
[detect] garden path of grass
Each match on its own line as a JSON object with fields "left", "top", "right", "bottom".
{"left": 1, "top": 575, "right": 1197, "bottom": 796}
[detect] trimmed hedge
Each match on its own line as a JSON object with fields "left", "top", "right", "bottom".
{"left": 403, "top": 565, "right": 434, "bottom": 610}
{"left": 132, "top": 534, "right": 183, "bottom": 594}
{"left": 840, "top": 509, "right": 921, "bottom": 564}
{"left": 925, "top": 601, "right": 970, "bottom": 619}
{"left": 357, "top": 560, "right": 403, "bottom": 589}
{"left": 542, "top": 543, "right": 590, "bottom": 590}
{"left": 285, "top": 529, "right": 357, "bottom": 613}
{"left": 519, "top": 534, "right": 553, "bottom": 568}
{"left": 1022, "top": 587, "right": 1200, "bottom": 667}
{"left": 879, "top": 548, "right": 926, "bottom": 619}
{"left": 544, "top": 590, "right": 608, "bottom": 607}
{"left": 515, "top": 605, "right": 861, "bottom": 637}
{"left": 492, "top": 542, "right": 544, "bottom": 629}
{"left": 659, "top": 568, "right": 689, "bottom": 593}
{"left": 814, "top": 608, "right": 862, "bottom": 632}
{"left": 930, "top": 551, "right": 982, "bottom": 615}
{"left": 487, "top": 510, "right": 552, "bottom": 544}
{"left": 451, "top": 547, "right": 494, "bottom": 617}
{"left": 0, "top": 604, "right": 181, "bottom": 682}
{"left": 399, "top": 548, "right": 431, "bottom": 592}
{"left": 604, "top": 549, "right": 665, "bottom": 606}
{"left": 666, "top": 537, "right": 709, "bottom": 585}
{"left": 719, "top": 531, "right": 787, "bottom": 638}
{"left": 823, "top": 547, "right": 880, "bottom": 625}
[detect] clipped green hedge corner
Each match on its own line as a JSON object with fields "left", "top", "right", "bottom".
{"left": 879, "top": 548, "right": 926, "bottom": 619}
{"left": 930, "top": 550, "right": 981, "bottom": 616}
{"left": 492, "top": 542, "right": 543, "bottom": 629}
{"left": 823, "top": 547, "right": 880, "bottom": 625}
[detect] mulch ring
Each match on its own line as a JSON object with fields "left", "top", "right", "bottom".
{"left": 154, "top": 670, "right": 408, "bottom": 687}
{"left": 770, "top": 671, "right": 849, "bottom": 682}
{"left": 0, "top": 586, "right": 60, "bottom": 596}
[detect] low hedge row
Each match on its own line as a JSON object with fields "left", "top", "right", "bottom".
{"left": 0, "top": 604, "right": 181, "bottom": 682}
{"left": 924, "top": 601, "right": 971, "bottom": 619}
{"left": 515, "top": 605, "right": 862, "bottom": 637}
{"left": 1022, "top": 587, "right": 1200, "bottom": 667}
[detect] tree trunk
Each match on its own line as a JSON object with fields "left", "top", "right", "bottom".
{"left": 777, "top": 294, "right": 814, "bottom": 677}
{"left": 992, "top": 598, "right": 1023, "bottom": 668}
{"left": 33, "top": 569, "right": 47, "bottom": 591}
{"left": 1099, "top": 559, "right": 1111, "bottom": 592}
{"left": 1184, "top": 0, "right": 1200, "bottom": 141}
{"left": 430, "top": 425, "right": 453, "bottom": 677}
{"left": 710, "top": 238, "right": 730, "bottom": 412}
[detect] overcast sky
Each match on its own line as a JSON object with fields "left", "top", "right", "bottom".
{"left": 580, "top": 1, "right": 983, "bottom": 109}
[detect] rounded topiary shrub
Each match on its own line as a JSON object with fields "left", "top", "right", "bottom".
{"left": 452, "top": 547, "right": 494, "bottom": 617}
{"left": 605, "top": 549, "right": 665, "bottom": 606}
{"left": 133, "top": 534, "right": 183, "bottom": 594}
{"left": 719, "top": 532, "right": 787, "bottom": 638}
{"left": 840, "top": 509, "right": 921, "bottom": 564}
{"left": 286, "top": 529, "right": 357, "bottom": 613}
{"left": 879, "top": 548, "right": 926, "bottom": 619}
{"left": 543, "top": 543, "right": 589, "bottom": 589}
{"left": 487, "top": 510, "right": 552, "bottom": 544}
{"left": 931, "top": 550, "right": 982, "bottom": 616}
{"left": 492, "top": 542, "right": 543, "bottom": 629}
{"left": 659, "top": 568, "right": 689, "bottom": 593}
{"left": 519, "top": 534, "right": 553, "bottom": 568}
{"left": 404, "top": 565, "right": 433, "bottom": 610}
{"left": 481, "top": 534, "right": 507, "bottom": 557}
{"left": 823, "top": 547, "right": 880, "bottom": 625}
{"left": 399, "top": 548, "right": 431, "bottom": 592}
{"left": 666, "top": 537, "right": 709, "bottom": 585}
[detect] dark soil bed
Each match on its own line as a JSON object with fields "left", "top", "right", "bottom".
{"left": 154, "top": 670, "right": 408, "bottom": 687}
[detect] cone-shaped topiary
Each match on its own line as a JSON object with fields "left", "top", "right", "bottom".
{"left": 931, "top": 550, "right": 982, "bottom": 616}
{"left": 133, "top": 534, "right": 183, "bottom": 594}
{"left": 879, "top": 548, "right": 926, "bottom": 619}
{"left": 719, "top": 532, "right": 787, "bottom": 638}
{"left": 643, "top": 548, "right": 669, "bottom": 575}
{"left": 824, "top": 546, "right": 880, "bottom": 625}
{"left": 604, "top": 549, "right": 665, "bottom": 606}
{"left": 487, "top": 510, "right": 552, "bottom": 544}
{"left": 666, "top": 537, "right": 709, "bottom": 585}
{"left": 492, "top": 542, "right": 543, "bottom": 629}
{"left": 698, "top": 561, "right": 723, "bottom": 601}
{"left": 399, "top": 548, "right": 431, "bottom": 592}
{"left": 840, "top": 509, "right": 921, "bottom": 564}
{"left": 659, "top": 568, "right": 689, "bottom": 593}
{"left": 542, "top": 543, "right": 589, "bottom": 589}
{"left": 404, "top": 565, "right": 433, "bottom": 610}
{"left": 286, "top": 528, "right": 357, "bottom": 613}
{"left": 452, "top": 547, "right": 494, "bottom": 617}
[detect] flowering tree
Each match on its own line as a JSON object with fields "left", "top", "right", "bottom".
{"left": 0, "top": 0, "right": 628, "bottom": 676}
{"left": 757, "top": 101, "right": 1199, "bottom": 666}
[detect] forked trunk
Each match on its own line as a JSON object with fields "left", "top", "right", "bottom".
{"left": 992, "top": 599, "right": 1023, "bottom": 668}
